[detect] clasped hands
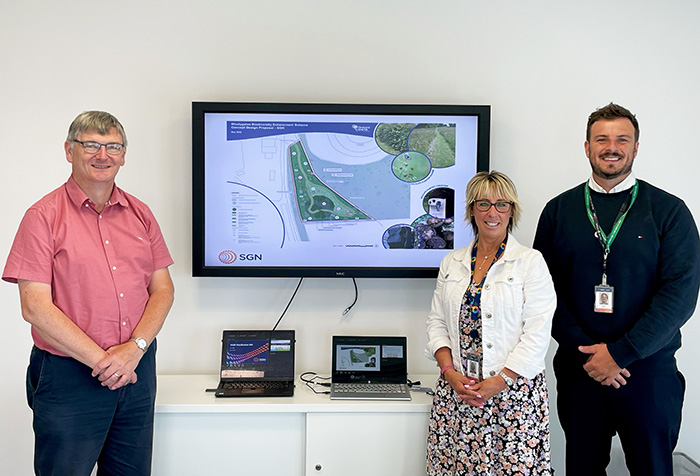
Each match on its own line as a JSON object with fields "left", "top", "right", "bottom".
{"left": 579, "top": 343, "right": 630, "bottom": 388}
{"left": 444, "top": 371, "right": 508, "bottom": 408}
{"left": 91, "top": 342, "right": 143, "bottom": 391}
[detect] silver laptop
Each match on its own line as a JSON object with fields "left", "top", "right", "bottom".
{"left": 215, "top": 330, "right": 295, "bottom": 397}
{"left": 330, "top": 335, "right": 411, "bottom": 401}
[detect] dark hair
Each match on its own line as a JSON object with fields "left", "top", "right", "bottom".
{"left": 586, "top": 103, "right": 639, "bottom": 142}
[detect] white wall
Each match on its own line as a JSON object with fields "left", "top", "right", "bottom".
{"left": 1, "top": 1, "right": 699, "bottom": 474}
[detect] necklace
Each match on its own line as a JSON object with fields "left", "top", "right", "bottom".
{"left": 477, "top": 253, "right": 492, "bottom": 271}
{"left": 470, "top": 254, "right": 494, "bottom": 297}
{"left": 476, "top": 245, "right": 499, "bottom": 270}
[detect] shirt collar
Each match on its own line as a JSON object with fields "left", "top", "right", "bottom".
{"left": 65, "top": 175, "right": 128, "bottom": 209}
{"left": 588, "top": 172, "right": 637, "bottom": 194}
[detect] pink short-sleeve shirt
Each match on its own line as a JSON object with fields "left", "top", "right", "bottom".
{"left": 3, "top": 176, "right": 174, "bottom": 356}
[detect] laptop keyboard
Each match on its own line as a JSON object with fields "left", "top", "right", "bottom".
{"left": 334, "top": 383, "right": 408, "bottom": 394}
{"left": 222, "top": 381, "right": 291, "bottom": 390}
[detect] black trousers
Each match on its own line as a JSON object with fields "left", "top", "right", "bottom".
{"left": 556, "top": 370, "right": 684, "bottom": 476}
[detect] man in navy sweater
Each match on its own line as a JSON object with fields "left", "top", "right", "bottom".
{"left": 534, "top": 103, "right": 700, "bottom": 476}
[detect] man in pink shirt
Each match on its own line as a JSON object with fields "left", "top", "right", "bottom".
{"left": 3, "top": 111, "right": 174, "bottom": 476}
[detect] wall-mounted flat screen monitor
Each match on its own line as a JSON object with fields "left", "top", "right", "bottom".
{"left": 192, "top": 102, "right": 490, "bottom": 278}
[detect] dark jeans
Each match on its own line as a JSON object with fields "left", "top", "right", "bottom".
{"left": 557, "top": 370, "right": 685, "bottom": 476}
{"left": 26, "top": 343, "right": 157, "bottom": 476}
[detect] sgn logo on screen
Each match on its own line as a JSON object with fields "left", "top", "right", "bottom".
{"left": 218, "top": 250, "right": 263, "bottom": 264}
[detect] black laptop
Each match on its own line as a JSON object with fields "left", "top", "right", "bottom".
{"left": 330, "top": 335, "right": 411, "bottom": 400}
{"left": 215, "top": 330, "right": 295, "bottom": 397}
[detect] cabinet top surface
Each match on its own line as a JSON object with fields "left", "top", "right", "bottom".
{"left": 155, "top": 374, "right": 436, "bottom": 414}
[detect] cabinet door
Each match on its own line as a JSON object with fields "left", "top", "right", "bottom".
{"left": 153, "top": 413, "right": 304, "bottom": 476}
{"left": 305, "top": 412, "right": 428, "bottom": 476}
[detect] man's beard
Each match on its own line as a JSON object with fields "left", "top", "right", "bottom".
{"left": 591, "top": 154, "right": 633, "bottom": 180}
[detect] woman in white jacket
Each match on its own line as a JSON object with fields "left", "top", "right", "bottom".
{"left": 425, "top": 171, "right": 556, "bottom": 475}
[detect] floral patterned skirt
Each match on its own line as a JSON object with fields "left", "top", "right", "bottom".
{"left": 426, "top": 372, "right": 551, "bottom": 476}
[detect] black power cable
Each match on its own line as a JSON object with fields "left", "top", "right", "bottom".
{"left": 271, "top": 277, "right": 304, "bottom": 331}
{"left": 300, "top": 371, "right": 331, "bottom": 394}
{"left": 272, "top": 276, "right": 358, "bottom": 328}
{"left": 342, "top": 277, "right": 358, "bottom": 316}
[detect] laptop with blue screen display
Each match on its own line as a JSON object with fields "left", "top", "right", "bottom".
{"left": 215, "top": 330, "right": 295, "bottom": 397}
{"left": 330, "top": 335, "right": 411, "bottom": 400}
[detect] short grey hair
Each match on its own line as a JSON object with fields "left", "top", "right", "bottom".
{"left": 66, "top": 111, "right": 128, "bottom": 146}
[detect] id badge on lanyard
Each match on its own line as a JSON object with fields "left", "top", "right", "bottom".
{"left": 466, "top": 354, "right": 480, "bottom": 380}
{"left": 585, "top": 182, "right": 638, "bottom": 314}
{"left": 594, "top": 273, "right": 614, "bottom": 313}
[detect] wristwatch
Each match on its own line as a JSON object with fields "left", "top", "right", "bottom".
{"left": 499, "top": 371, "right": 514, "bottom": 387}
{"left": 132, "top": 337, "right": 148, "bottom": 353}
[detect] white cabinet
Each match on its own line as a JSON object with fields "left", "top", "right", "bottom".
{"left": 152, "top": 375, "right": 433, "bottom": 476}
{"left": 305, "top": 412, "right": 428, "bottom": 476}
{"left": 153, "top": 413, "right": 304, "bottom": 476}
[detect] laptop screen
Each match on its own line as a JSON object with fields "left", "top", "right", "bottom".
{"left": 331, "top": 336, "right": 407, "bottom": 384}
{"left": 221, "top": 330, "right": 295, "bottom": 380}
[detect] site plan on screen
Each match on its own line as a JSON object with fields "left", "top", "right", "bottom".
{"left": 203, "top": 113, "right": 479, "bottom": 268}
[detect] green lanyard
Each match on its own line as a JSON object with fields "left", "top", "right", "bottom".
{"left": 584, "top": 181, "right": 638, "bottom": 283}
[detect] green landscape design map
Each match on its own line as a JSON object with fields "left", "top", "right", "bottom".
{"left": 288, "top": 140, "right": 373, "bottom": 223}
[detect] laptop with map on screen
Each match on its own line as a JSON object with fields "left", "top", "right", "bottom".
{"left": 215, "top": 330, "right": 295, "bottom": 397}
{"left": 330, "top": 335, "right": 411, "bottom": 401}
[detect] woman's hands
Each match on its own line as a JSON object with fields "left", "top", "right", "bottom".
{"left": 436, "top": 348, "right": 511, "bottom": 408}
{"left": 444, "top": 369, "right": 508, "bottom": 408}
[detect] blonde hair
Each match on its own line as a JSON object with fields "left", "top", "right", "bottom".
{"left": 464, "top": 170, "right": 521, "bottom": 235}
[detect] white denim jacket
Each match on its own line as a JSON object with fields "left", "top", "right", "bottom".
{"left": 425, "top": 234, "right": 556, "bottom": 380}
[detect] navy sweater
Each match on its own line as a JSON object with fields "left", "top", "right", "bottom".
{"left": 534, "top": 180, "right": 700, "bottom": 376}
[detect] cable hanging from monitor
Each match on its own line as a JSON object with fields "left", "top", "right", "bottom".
{"left": 271, "top": 277, "right": 304, "bottom": 331}
{"left": 342, "top": 277, "right": 358, "bottom": 316}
